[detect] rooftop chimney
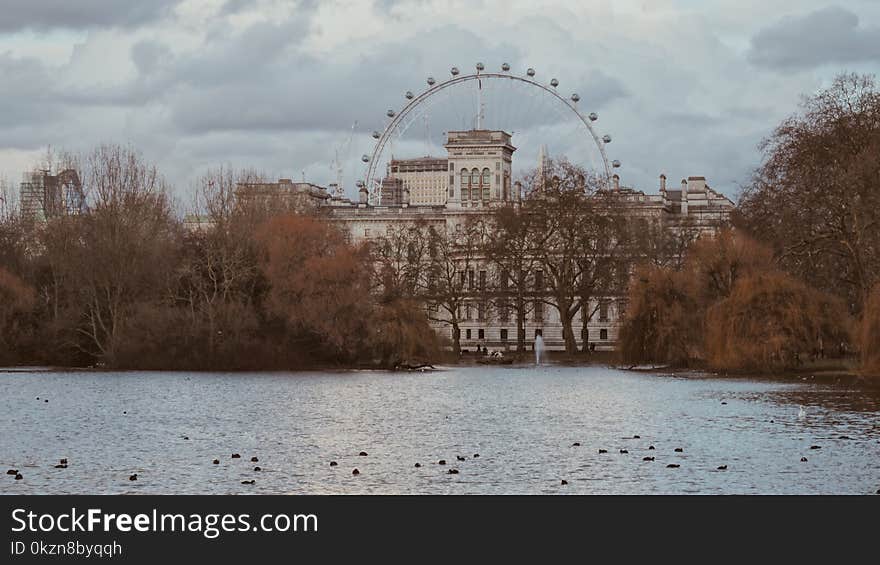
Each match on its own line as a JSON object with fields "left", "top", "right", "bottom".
{"left": 680, "top": 179, "right": 688, "bottom": 214}
{"left": 659, "top": 174, "right": 666, "bottom": 193}
{"left": 612, "top": 174, "right": 620, "bottom": 191}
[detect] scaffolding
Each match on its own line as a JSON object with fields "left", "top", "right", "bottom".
{"left": 19, "top": 169, "right": 84, "bottom": 223}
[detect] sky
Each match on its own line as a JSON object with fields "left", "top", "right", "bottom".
{"left": 1, "top": 0, "right": 879, "bottom": 206}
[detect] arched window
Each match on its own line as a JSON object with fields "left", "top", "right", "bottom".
{"left": 470, "top": 168, "right": 480, "bottom": 200}
{"left": 460, "top": 169, "right": 468, "bottom": 200}
{"left": 482, "top": 168, "right": 491, "bottom": 200}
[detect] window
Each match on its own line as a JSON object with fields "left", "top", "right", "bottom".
{"left": 460, "top": 169, "right": 469, "bottom": 200}
{"left": 478, "top": 329, "right": 485, "bottom": 340}
{"left": 534, "top": 300, "right": 543, "bottom": 322}
{"left": 449, "top": 176, "right": 454, "bottom": 197}
{"left": 466, "top": 329, "right": 472, "bottom": 340}
{"left": 449, "top": 162, "right": 454, "bottom": 171}
{"left": 471, "top": 169, "right": 480, "bottom": 200}
{"left": 482, "top": 168, "right": 491, "bottom": 200}
{"left": 459, "top": 271, "right": 466, "bottom": 288}
{"left": 600, "top": 329, "right": 608, "bottom": 341}
{"left": 477, "top": 302, "right": 486, "bottom": 321}
{"left": 499, "top": 303, "right": 509, "bottom": 322}
{"left": 479, "top": 270, "right": 486, "bottom": 290}
{"left": 364, "top": 228, "right": 371, "bottom": 238}
{"left": 496, "top": 161, "right": 500, "bottom": 170}
{"left": 500, "top": 269, "right": 509, "bottom": 290}
{"left": 468, "top": 270, "right": 475, "bottom": 290}
{"left": 500, "top": 329, "right": 508, "bottom": 341}
{"left": 465, "top": 303, "right": 473, "bottom": 321}
{"left": 534, "top": 270, "right": 544, "bottom": 290}
{"left": 599, "top": 300, "right": 609, "bottom": 322}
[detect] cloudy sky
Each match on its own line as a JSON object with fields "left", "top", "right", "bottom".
{"left": 1, "top": 0, "right": 879, "bottom": 206}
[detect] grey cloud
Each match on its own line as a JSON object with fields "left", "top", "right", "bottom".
{"left": 748, "top": 6, "right": 880, "bottom": 71}
{"left": 0, "top": 0, "right": 181, "bottom": 32}
{"left": 123, "top": 20, "right": 625, "bottom": 138}
{"left": 0, "top": 54, "right": 64, "bottom": 129}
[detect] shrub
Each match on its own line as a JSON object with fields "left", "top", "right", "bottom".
{"left": 706, "top": 272, "right": 849, "bottom": 372}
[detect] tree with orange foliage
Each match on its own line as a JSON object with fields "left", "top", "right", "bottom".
{"left": 617, "top": 265, "right": 701, "bottom": 367}
{"left": 706, "top": 272, "right": 849, "bottom": 372}
{"left": 683, "top": 229, "right": 775, "bottom": 304}
{"left": 256, "top": 213, "right": 375, "bottom": 362}
{"left": 619, "top": 229, "right": 851, "bottom": 371}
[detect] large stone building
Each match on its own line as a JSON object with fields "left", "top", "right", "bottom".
{"left": 239, "top": 129, "right": 735, "bottom": 352}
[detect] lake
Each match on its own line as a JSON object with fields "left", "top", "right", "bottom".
{"left": 1, "top": 365, "right": 878, "bottom": 494}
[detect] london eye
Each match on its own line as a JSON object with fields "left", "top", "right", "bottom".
{"left": 356, "top": 63, "right": 620, "bottom": 203}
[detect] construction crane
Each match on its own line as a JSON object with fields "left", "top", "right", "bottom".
{"left": 330, "top": 121, "right": 358, "bottom": 197}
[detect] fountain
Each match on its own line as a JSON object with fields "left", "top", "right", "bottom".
{"left": 534, "top": 334, "right": 545, "bottom": 365}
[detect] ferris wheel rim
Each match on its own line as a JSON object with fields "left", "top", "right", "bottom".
{"left": 363, "top": 70, "right": 615, "bottom": 198}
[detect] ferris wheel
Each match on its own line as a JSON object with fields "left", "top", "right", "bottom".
{"left": 356, "top": 62, "right": 620, "bottom": 203}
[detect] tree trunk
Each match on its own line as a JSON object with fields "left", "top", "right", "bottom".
{"left": 516, "top": 295, "right": 526, "bottom": 352}
{"left": 560, "top": 306, "right": 577, "bottom": 355}
{"left": 579, "top": 300, "right": 591, "bottom": 353}
{"left": 451, "top": 322, "right": 461, "bottom": 356}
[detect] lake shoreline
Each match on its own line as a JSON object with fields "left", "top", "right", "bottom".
{"left": 1, "top": 359, "right": 877, "bottom": 388}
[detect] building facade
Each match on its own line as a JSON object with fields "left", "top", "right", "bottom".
{"left": 239, "top": 129, "right": 735, "bottom": 352}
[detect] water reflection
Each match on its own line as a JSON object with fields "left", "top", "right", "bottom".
{"left": 1, "top": 366, "right": 878, "bottom": 495}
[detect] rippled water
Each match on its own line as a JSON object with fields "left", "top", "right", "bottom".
{"left": 1, "top": 365, "right": 878, "bottom": 494}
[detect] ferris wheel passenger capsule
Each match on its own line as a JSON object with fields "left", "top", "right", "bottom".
{"left": 371, "top": 131, "right": 380, "bottom": 139}
{"left": 589, "top": 112, "right": 598, "bottom": 121}
{"left": 550, "top": 78, "right": 559, "bottom": 87}
{"left": 427, "top": 76, "right": 436, "bottom": 86}
{"left": 361, "top": 154, "right": 370, "bottom": 163}
{"left": 386, "top": 109, "right": 396, "bottom": 118}
{"left": 501, "top": 63, "right": 510, "bottom": 71}
{"left": 451, "top": 66, "right": 460, "bottom": 76}
{"left": 405, "top": 90, "right": 414, "bottom": 100}
{"left": 612, "top": 160, "right": 621, "bottom": 168}
{"left": 356, "top": 180, "right": 365, "bottom": 188}
{"left": 602, "top": 134, "right": 612, "bottom": 143}
{"left": 476, "top": 62, "right": 484, "bottom": 71}
{"left": 571, "top": 93, "right": 580, "bottom": 102}
{"left": 526, "top": 68, "right": 536, "bottom": 77}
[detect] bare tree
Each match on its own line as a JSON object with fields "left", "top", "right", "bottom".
{"left": 525, "top": 159, "right": 610, "bottom": 354}
{"left": 46, "top": 144, "right": 177, "bottom": 363}
{"left": 739, "top": 72, "right": 880, "bottom": 312}
{"left": 485, "top": 204, "right": 539, "bottom": 352}
{"left": 371, "top": 221, "right": 432, "bottom": 301}
{"left": 174, "top": 168, "right": 267, "bottom": 355}
{"left": 424, "top": 220, "right": 482, "bottom": 355}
